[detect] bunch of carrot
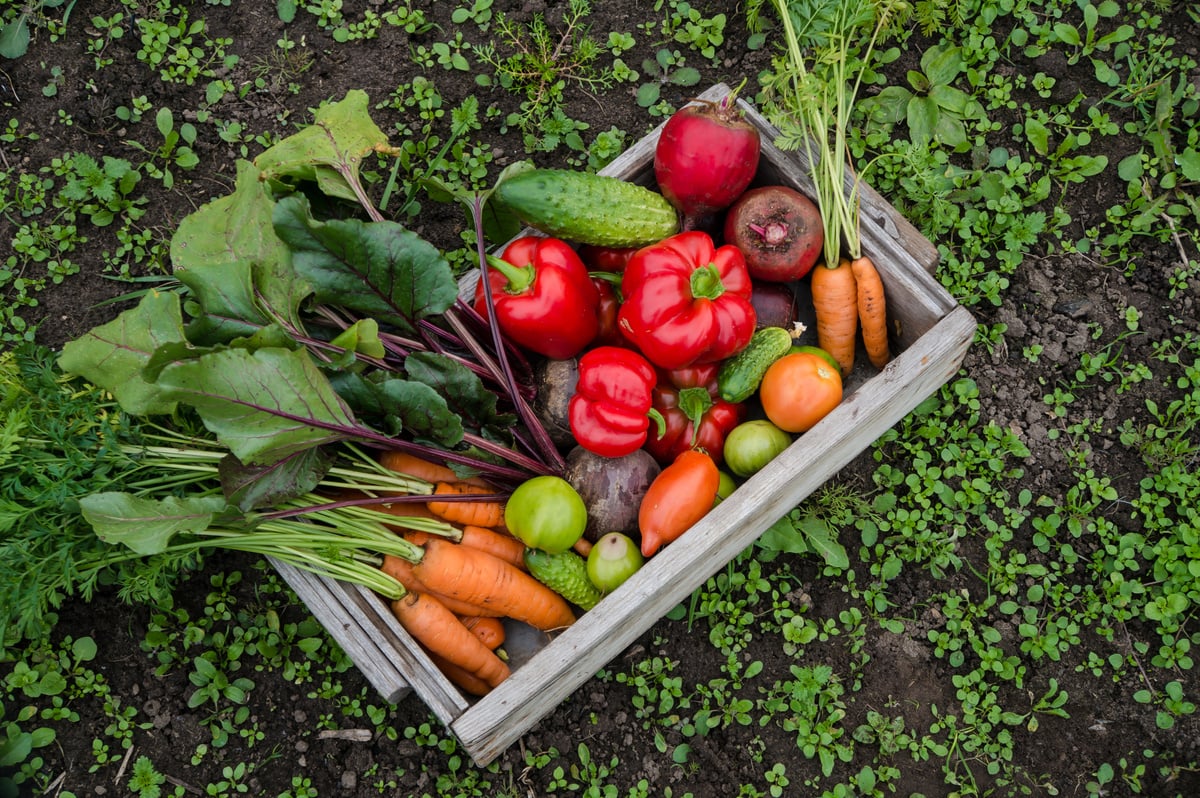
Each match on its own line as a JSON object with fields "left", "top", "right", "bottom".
{"left": 811, "top": 255, "right": 890, "bottom": 376}
{"left": 362, "top": 450, "right": 577, "bottom": 697}
{"left": 770, "top": 0, "right": 897, "bottom": 378}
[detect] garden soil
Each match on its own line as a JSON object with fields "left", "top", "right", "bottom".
{"left": 4, "top": 1, "right": 1199, "bottom": 796}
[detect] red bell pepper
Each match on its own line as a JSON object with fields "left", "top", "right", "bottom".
{"left": 568, "top": 346, "right": 660, "bottom": 458}
{"left": 579, "top": 244, "right": 640, "bottom": 273}
{"left": 590, "top": 277, "right": 626, "bottom": 348}
{"left": 473, "top": 236, "right": 600, "bottom": 359}
{"left": 645, "top": 363, "right": 745, "bottom": 466}
{"left": 617, "top": 231, "right": 757, "bottom": 369}
{"left": 580, "top": 244, "right": 636, "bottom": 348}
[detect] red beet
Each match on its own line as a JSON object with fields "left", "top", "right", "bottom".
{"left": 750, "top": 282, "right": 798, "bottom": 330}
{"left": 723, "top": 185, "right": 824, "bottom": 282}
{"left": 654, "top": 96, "right": 760, "bottom": 232}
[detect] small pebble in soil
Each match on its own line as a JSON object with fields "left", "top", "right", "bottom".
{"left": 1053, "top": 296, "right": 1093, "bottom": 318}
{"left": 341, "top": 771, "right": 357, "bottom": 789}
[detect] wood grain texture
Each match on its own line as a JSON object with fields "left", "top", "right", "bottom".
{"left": 268, "top": 557, "right": 412, "bottom": 704}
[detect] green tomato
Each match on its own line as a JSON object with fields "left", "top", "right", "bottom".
{"left": 715, "top": 470, "right": 737, "bottom": 503}
{"left": 586, "top": 532, "right": 644, "bottom": 592}
{"left": 504, "top": 475, "right": 587, "bottom": 554}
{"left": 722, "top": 419, "right": 792, "bottom": 478}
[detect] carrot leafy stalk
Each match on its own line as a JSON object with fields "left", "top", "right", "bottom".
{"left": 765, "top": 0, "right": 905, "bottom": 373}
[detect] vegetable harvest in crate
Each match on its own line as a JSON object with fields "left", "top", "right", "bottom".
{"left": 49, "top": 72, "right": 895, "bottom": 699}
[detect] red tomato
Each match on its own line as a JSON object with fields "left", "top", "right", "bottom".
{"left": 758, "top": 352, "right": 843, "bottom": 433}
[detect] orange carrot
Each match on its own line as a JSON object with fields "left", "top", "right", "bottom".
{"left": 458, "top": 615, "right": 506, "bottom": 650}
{"left": 380, "top": 554, "right": 504, "bottom": 618}
{"left": 413, "top": 538, "right": 576, "bottom": 631}
{"left": 427, "top": 481, "right": 505, "bottom": 529}
{"left": 378, "top": 450, "right": 494, "bottom": 489}
{"left": 403, "top": 526, "right": 527, "bottom": 571}
{"left": 389, "top": 592, "right": 510, "bottom": 689}
{"left": 425, "top": 649, "right": 493, "bottom": 696}
{"left": 810, "top": 258, "right": 858, "bottom": 376}
{"left": 850, "top": 255, "right": 890, "bottom": 370}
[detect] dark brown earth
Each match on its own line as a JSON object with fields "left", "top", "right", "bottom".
{"left": 4, "top": 1, "right": 1200, "bottom": 796}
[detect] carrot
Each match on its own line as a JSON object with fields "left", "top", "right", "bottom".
{"left": 427, "top": 481, "right": 506, "bottom": 529}
{"left": 389, "top": 592, "right": 510, "bottom": 689}
{"left": 378, "top": 450, "right": 493, "bottom": 489}
{"left": 425, "top": 649, "right": 494, "bottom": 696}
{"left": 850, "top": 255, "right": 890, "bottom": 370}
{"left": 810, "top": 257, "right": 858, "bottom": 377}
{"left": 413, "top": 538, "right": 576, "bottom": 631}
{"left": 380, "top": 554, "right": 504, "bottom": 618}
{"left": 459, "top": 615, "right": 506, "bottom": 650}
{"left": 402, "top": 526, "right": 527, "bottom": 571}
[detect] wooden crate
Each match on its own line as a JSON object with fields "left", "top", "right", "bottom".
{"left": 272, "top": 83, "right": 976, "bottom": 766}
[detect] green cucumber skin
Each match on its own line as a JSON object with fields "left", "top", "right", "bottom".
{"left": 524, "top": 548, "right": 603, "bottom": 611}
{"left": 718, "top": 327, "right": 795, "bottom": 403}
{"left": 495, "top": 169, "right": 679, "bottom": 247}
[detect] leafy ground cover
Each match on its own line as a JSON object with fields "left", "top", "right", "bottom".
{"left": 2, "top": 0, "right": 1199, "bottom": 795}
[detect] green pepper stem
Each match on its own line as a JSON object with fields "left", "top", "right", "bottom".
{"left": 690, "top": 263, "right": 726, "bottom": 301}
{"left": 485, "top": 254, "right": 536, "bottom": 294}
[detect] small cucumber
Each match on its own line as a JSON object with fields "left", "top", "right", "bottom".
{"left": 494, "top": 168, "right": 679, "bottom": 247}
{"left": 718, "top": 326, "right": 796, "bottom": 403}
{"left": 524, "top": 547, "right": 603, "bottom": 611}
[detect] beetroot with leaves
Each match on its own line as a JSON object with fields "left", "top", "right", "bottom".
{"left": 723, "top": 185, "right": 824, "bottom": 282}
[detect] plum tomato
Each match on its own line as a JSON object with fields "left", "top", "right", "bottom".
{"left": 504, "top": 475, "right": 587, "bottom": 554}
{"left": 759, "top": 352, "right": 843, "bottom": 433}
{"left": 722, "top": 419, "right": 792, "bottom": 478}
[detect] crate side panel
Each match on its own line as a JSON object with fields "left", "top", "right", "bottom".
{"left": 342, "top": 582, "right": 473, "bottom": 723}
{"left": 269, "top": 558, "right": 411, "bottom": 704}
{"left": 452, "top": 305, "right": 977, "bottom": 765}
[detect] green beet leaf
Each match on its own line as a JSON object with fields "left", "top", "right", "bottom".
{"left": 80, "top": 493, "right": 230, "bottom": 556}
{"left": 253, "top": 89, "right": 399, "bottom": 204}
{"left": 272, "top": 194, "right": 458, "bottom": 334}
{"left": 57, "top": 290, "right": 187, "bottom": 416}
{"left": 155, "top": 347, "right": 364, "bottom": 465}
{"left": 404, "top": 351, "right": 515, "bottom": 441}
{"left": 218, "top": 446, "right": 336, "bottom": 511}
{"left": 170, "top": 160, "right": 307, "bottom": 343}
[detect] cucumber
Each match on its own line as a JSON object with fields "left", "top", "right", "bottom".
{"left": 524, "top": 547, "right": 603, "bottom": 611}
{"left": 494, "top": 169, "right": 680, "bottom": 247}
{"left": 718, "top": 326, "right": 796, "bottom": 403}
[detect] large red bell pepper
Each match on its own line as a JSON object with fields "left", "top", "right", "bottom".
{"left": 568, "top": 346, "right": 660, "bottom": 458}
{"left": 617, "top": 231, "right": 756, "bottom": 369}
{"left": 645, "top": 363, "right": 745, "bottom": 466}
{"left": 473, "top": 236, "right": 600, "bottom": 359}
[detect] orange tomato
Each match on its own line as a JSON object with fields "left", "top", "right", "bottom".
{"left": 758, "top": 352, "right": 843, "bottom": 433}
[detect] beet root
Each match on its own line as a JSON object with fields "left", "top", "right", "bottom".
{"left": 723, "top": 185, "right": 824, "bottom": 282}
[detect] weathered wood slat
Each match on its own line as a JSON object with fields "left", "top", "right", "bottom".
{"left": 268, "top": 558, "right": 411, "bottom": 703}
